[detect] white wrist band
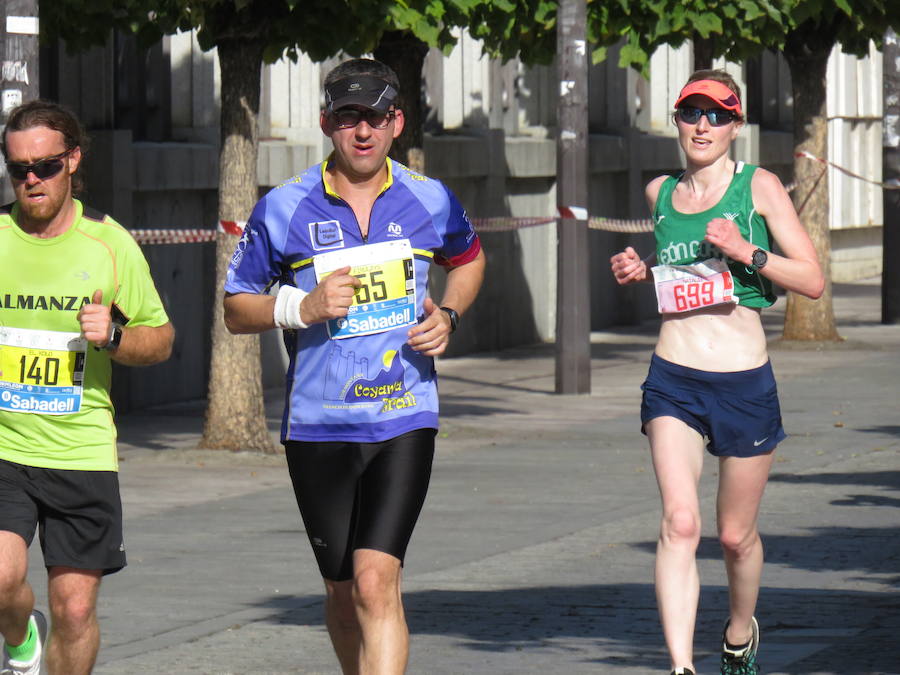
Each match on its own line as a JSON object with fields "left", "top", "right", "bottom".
{"left": 274, "top": 285, "right": 309, "bottom": 329}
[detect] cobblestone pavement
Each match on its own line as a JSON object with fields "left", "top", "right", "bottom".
{"left": 21, "top": 281, "right": 900, "bottom": 674}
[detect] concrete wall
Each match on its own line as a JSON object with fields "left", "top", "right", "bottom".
{"left": 28, "top": 32, "right": 886, "bottom": 412}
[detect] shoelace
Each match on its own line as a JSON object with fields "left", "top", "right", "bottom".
{"left": 720, "top": 651, "right": 759, "bottom": 675}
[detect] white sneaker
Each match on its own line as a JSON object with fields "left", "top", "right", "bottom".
{"left": 1, "top": 610, "right": 47, "bottom": 675}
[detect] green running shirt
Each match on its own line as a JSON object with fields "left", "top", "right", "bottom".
{"left": 653, "top": 161, "right": 776, "bottom": 308}
{"left": 0, "top": 200, "right": 169, "bottom": 471}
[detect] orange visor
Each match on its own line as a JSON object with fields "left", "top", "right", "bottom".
{"left": 674, "top": 80, "right": 743, "bottom": 117}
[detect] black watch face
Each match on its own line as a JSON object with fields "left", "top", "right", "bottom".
{"left": 752, "top": 249, "right": 767, "bottom": 268}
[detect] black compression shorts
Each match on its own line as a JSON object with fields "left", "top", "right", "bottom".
{"left": 0, "top": 458, "right": 126, "bottom": 575}
{"left": 285, "top": 428, "right": 435, "bottom": 581}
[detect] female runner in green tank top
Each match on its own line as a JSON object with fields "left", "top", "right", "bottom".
{"left": 610, "top": 70, "right": 824, "bottom": 675}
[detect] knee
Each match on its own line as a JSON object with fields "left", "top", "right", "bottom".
{"left": 352, "top": 566, "right": 399, "bottom": 617}
{"left": 661, "top": 506, "right": 701, "bottom": 548}
{"left": 718, "top": 526, "right": 758, "bottom": 559}
{"left": 0, "top": 568, "right": 27, "bottom": 607}
{"left": 49, "top": 593, "right": 96, "bottom": 635}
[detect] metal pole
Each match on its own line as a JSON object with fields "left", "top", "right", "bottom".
{"left": 883, "top": 28, "right": 900, "bottom": 324}
{"left": 555, "top": 0, "right": 590, "bottom": 394}
{"left": 0, "top": 0, "right": 39, "bottom": 202}
{"left": 0, "top": 0, "right": 39, "bottom": 118}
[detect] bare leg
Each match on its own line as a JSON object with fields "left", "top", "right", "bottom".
{"left": 0, "top": 532, "right": 34, "bottom": 648}
{"left": 45, "top": 567, "right": 102, "bottom": 675}
{"left": 325, "top": 578, "right": 362, "bottom": 675}
{"left": 323, "top": 549, "right": 408, "bottom": 675}
{"left": 647, "top": 417, "right": 705, "bottom": 672}
{"left": 353, "top": 548, "right": 407, "bottom": 675}
{"left": 717, "top": 452, "right": 775, "bottom": 645}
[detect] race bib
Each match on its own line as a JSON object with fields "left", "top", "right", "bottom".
{"left": 651, "top": 259, "right": 735, "bottom": 314}
{"left": 0, "top": 326, "right": 87, "bottom": 415}
{"left": 314, "top": 240, "right": 417, "bottom": 339}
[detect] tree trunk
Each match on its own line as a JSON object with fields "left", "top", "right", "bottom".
{"left": 375, "top": 31, "right": 429, "bottom": 173}
{"left": 200, "top": 38, "right": 276, "bottom": 452}
{"left": 693, "top": 36, "right": 714, "bottom": 71}
{"left": 782, "top": 27, "right": 840, "bottom": 341}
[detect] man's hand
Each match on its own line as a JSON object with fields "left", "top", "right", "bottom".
{"left": 300, "top": 266, "right": 362, "bottom": 324}
{"left": 407, "top": 297, "right": 452, "bottom": 356}
{"left": 77, "top": 289, "right": 113, "bottom": 348}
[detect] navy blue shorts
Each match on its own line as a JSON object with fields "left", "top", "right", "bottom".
{"left": 640, "top": 354, "right": 786, "bottom": 457}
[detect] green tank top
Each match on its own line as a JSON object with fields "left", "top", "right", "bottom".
{"left": 653, "top": 161, "right": 776, "bottom": 308}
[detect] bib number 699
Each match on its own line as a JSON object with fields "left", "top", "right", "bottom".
{"left": 674, "top": 280, "right": 714, "bottom": 312}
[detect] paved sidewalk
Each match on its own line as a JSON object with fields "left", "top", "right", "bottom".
{"left": 27, "top": 281, "right": 900, "bottom": 674}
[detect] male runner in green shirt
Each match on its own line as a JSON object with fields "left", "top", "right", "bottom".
{"left": 0, "top": 100, "right": 174, "bottom": 675}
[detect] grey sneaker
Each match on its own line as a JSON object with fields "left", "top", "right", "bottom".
{"left": 720, "top": 615, "right": 760, "bottom": 675}
{"left": 1, "top": 610, "right": 47, "bottom": 675}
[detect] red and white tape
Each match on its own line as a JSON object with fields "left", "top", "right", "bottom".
{"left": 795, "top": 151, "right": 899, "bottom": 190}
{"left": 128, "top": 152, "right": 895, "bottom": 246}
{"left": 557, "top": 206, "right": 588, "bottom": 221}
{"left": 130, "top": 221, "right": 246, "bottom": 245}
{"left": 218, "top": 220, "right": 247, "bottom": 236}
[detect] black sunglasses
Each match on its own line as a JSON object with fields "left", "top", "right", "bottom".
{"left": 6, "top": 148, "right": 74, "bottom": 181}
{"left": 331, "top": 108, "right": 396, "bottom": 130}
{"left": 675, "top": 106, "right": 738, "bottom": 127}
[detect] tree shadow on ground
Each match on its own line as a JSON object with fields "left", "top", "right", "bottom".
{"left": 261, "top": 582, "right": 900, "bottom": 673}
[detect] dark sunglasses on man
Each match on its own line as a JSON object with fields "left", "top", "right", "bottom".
{"left": 331, "top": 108, "right": 396, "bottom": 130}
{"left": 6, "top": 148, "right": 74, "bottom": 181}
{"left": 675, "top": 106, "right": 739, "bottom": 127}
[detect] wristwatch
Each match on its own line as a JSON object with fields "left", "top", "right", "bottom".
{"left": 100, "top": 323, "right": 123, "bottom": 351}
{"left": 748, "top": 248, "right": 768, "bottom": 272}
{"left": 440, "top": 306, "right": 459, "bottom": 333}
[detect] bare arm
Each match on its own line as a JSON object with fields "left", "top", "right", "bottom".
{"left": 77, "top": 289, "right": 174, "bottom": 365}
{"left": 407, "top": 248, "right": 486, "bottom": 356}
{"left": 223, "top": 266, "right": 361, "bottom": 334}
{"left": 705, "top": 168, "right": 824, "bottom": 299}
{"left": 111, "top": 323, "right": 175, "bottom": 366}
{"left": 609, "top": 176, "right": 665, "bottom": 285}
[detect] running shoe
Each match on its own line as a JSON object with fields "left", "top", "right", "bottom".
{"left": 720, "top": 615, "right": 760, "bottom": 675}
{"left": 1, "top": 609, "right": 48, "bottom": 675}
{"left": 671, "top": 668, "right": 695, "bottom": 675}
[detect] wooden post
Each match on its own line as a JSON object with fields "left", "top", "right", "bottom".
{"left": 555, "top": 0, "right": 590, "bottom": 394}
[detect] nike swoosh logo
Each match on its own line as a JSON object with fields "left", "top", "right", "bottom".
{"left": 753, "top": 437, "right": 769, "bottom": 447}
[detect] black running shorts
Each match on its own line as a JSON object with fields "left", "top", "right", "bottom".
{"left": 285, "top": 428, "right": 436, "bottom": 581}
{"left": 0, "top": 458, "right": 126, "bottom": 575}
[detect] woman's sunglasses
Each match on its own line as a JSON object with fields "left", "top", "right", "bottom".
{"left": 6, "top": 149, "right": 74, "bottom": 181}
{"left": 675, "top": 106, "right": 739, "bottom": 127}
{"left": 331, "top": 108, "right": 396, "bottom": 130}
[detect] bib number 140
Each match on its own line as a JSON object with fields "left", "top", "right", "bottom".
{"left": 19, "top": 354, "right": 63, "bottom": 386}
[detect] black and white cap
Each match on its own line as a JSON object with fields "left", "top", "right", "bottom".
{"left": 324, "top": 75, "right": 398, "bottom": 114}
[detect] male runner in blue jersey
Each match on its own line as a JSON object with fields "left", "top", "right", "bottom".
{"left": 223, "top": 58, "right": 485, "bottom": 674}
